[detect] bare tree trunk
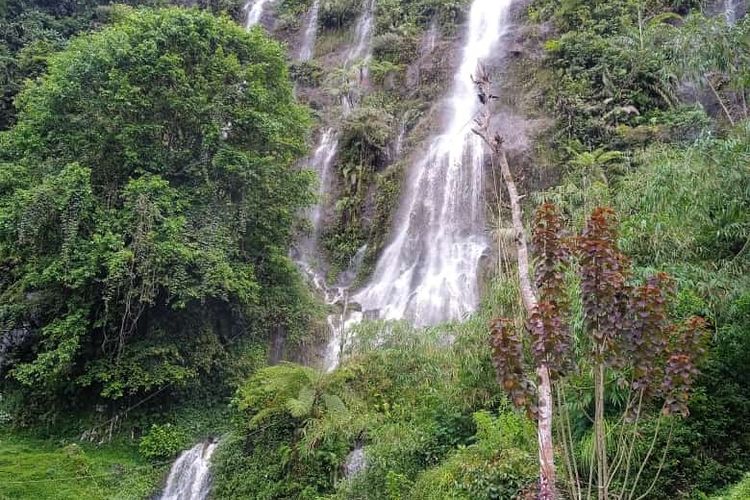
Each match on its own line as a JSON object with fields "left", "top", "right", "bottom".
{"left": 706, "top": 75, "right": 735, "bottom": 126}
{"left": 595, "top": 361, "right": 608, "bottom": 499}
{"left": 498, "top": 145, "right": 557, "bottom": 500}
{"left": 472, "top": 67, "right": 556, "bottom": 499}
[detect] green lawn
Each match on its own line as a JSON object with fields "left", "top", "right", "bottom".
{"left": 0, "top": 432, "right": 166, "bottom": 500}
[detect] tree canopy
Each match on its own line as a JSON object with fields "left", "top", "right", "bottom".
{"left": 0, "top": 7, "right": 315, "bottom": 407}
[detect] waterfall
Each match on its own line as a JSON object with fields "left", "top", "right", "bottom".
{"left": 290, "top": 4, "right": 377, "bottom": 369}
{"left": 294, "top": 127, "right": 340, "bottom": 294}
{"left": 423, "top": 20, "right": 439, "bottom": 55}
{"left": 301, "top": 128, "right": 339, "bottom": 253}
{"left": 353, "top": 0, "right": 513, "bottom": 327}
{"left": 294, "top": 1, "right": 376, "bottom": 280}
{"left": 341, "top": 0, "right": 376, "bottom": 94}
{"left": 726, "top": 0, "right": 736, "bottom": 23}
{"left": 407, "top": 21, "right": 440, "bottom": 89}
{"left": 244, "top": 0, "right": 274, "bottom": 28}
{"left": 348, "top": 0, "right": 376, "bottom": 63}
{"left": 343, "top": 445, "right": 367, "bottom": 478}
{"left": 299, "top": 0, "right": 321, "bottom": 61}
{"left": 159, "top": 441, "right": 217, "bottom": 500}
{"left": 390, "top": 119, "right": 407, "bottom": 162}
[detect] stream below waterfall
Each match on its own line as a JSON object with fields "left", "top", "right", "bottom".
{"left": 159, "top": 441, "right": 217, "bottom": 500}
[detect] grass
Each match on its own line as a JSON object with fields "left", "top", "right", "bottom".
{"left": 711, "top": 475, "right": 750, "bottom": 500}
{"left": 0, "top": 431, "right": 167, "bottom": 500}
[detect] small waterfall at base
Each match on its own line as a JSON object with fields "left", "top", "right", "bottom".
{"left": 343, "top": 445, "right": 367, "bottom": 478}
{"left": 244, "top": 0, "right": 274, "bottom": 28}
{"left": 159, "top": 441, "right": 217, "bottom": 500}
{"left": 299, "top": 0, "right": 321, "bottom": 61}
{"left": 352, "top": 0, "right": 513, "bottom": 328}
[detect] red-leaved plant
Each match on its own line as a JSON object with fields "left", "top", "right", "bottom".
{"left": 490, "top": 204, "right": 708, "bottom": 499}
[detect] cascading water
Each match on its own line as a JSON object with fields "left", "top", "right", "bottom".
{"left": 299, "top": 0, "right": 321, "bottom": 61}
{"left": 353, "top": 0, "right": 513, "bottom": 327}
{"left": 295, "top": 0, "right": 375, "bottom": 370}
{"left": 244, "top": 0, "right": 274, "bottom": 28}
{"left": 343, "top": 445, "right": 367, "bottom": 478}
{"left": 294, "top": 128, "right": 339, "bottom": 290}
{"left": 290, "top": 3, "right": 377, "bottom": 369}
{"left": 423, "top": 21, "right": 439, "bottom": 55}
{"left": 348, "top": 0, "right": 376, "bottom": 63}
{"left": 726, "top": 0, "right": 736, "bottom": 23}
{"left": 159, "top": 441, "right": 217, "bottom": 500}
{"left": 294, "top": 1, "right": 376, "bottom": 278}
{"left": 407, "top": 21, "right": 441, "bottom": 90}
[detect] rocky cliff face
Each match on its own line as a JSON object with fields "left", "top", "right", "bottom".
{"left": 240, "top": 0, "right": 543, "bottom": 365}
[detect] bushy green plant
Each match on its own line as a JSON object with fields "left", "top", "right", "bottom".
{"left": 138, "top": 423, "right": 189, "bottom": 461}
{"left": 410, "top": 410, "right": 537, "bottom": 499}
{"left": 527, "top": 2, "right": 750, "bottom": 496}
{"left": 0, "top": 7, "right": 316, "bottom": 416}
{"left": 712, "top": 475, "right": 750, "bottom": 500}
{"left": 212, "top": 363, "right": 370, "bottom": 499}
{"left": 214, "top": 281, "right": 523, "bottom": 499}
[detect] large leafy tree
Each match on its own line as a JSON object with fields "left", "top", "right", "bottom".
{"left": 0, "top": 7, "right": 314, "bottom": 406}
{"left": 0, "top": 1, "right": 243, "bottom": 129}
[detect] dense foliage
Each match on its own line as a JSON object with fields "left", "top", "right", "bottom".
{"left": 0, "top": 7, "right": 317, "bottom": 420}
{"left": 522, "top": 0, "right": 750, "bottom": 496}
{"left": 212, "top": 283, "right": 539, "bottom": 499}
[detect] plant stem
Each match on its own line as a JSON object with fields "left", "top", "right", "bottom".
{"left": 594, "top": 361, "right": 608, "bottom": 499}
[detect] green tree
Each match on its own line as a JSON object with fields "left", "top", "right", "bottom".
{"left": 0, "top": 7, "right": 314, "bottom": 410}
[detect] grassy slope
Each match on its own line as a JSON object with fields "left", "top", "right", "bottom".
{"left": 0, "top": 432, "right": 166, "bottom": 500}
{"left": 711, "top": 475, "right": 750, "bottom": 500}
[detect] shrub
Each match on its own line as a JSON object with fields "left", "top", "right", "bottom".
{"left": 319, "top": 0, "right": 362, "bottom": 30}
{"left": 410, "top": 410, "right": 537, "bottom": 499}
{"left": 138, "top": 423, "right": 189, "bottom": 461}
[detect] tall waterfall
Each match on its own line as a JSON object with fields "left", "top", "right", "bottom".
{"left": 348, "top": 0, "right": 376, "bottom": 63}
{"left": 353, "top": 0, "right": 513, "bottom": 327}
{"left": 299, "top": 0, "right": 321, "bottom": 61}
{"left": 244, "top": 0, "right": 274, "bottom": 28}
{"left": 159, "top": 441, "right": 217, "bottom": 500}
{"left": 294, "top": 3, "right": 376, "bottom": 370}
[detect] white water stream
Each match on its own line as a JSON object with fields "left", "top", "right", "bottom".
{"left": 244, "top": 0, "right": 274, "bottom": 28}
{"left": 291, "top": 3, "right": 378, "bottom": 370}
{"left": 726, "top": 0, "right": 736, "bottom": 23}
{"left": 724, "top": 0, "right": 747, "bottom": 23}
{"left": 348, "top": 0, "right": 376, "bottom": 63}
{"left": 159, "top": 441, "right": 217, "bottom": 500}
{"left": 294, "top": 0, "right": 375, "bottom": 268}
{"left": 353, "top": 0, "right": 512, "bottom": 327}
{"left": 299, "top": 0, "right": 321, "bottom": 61}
